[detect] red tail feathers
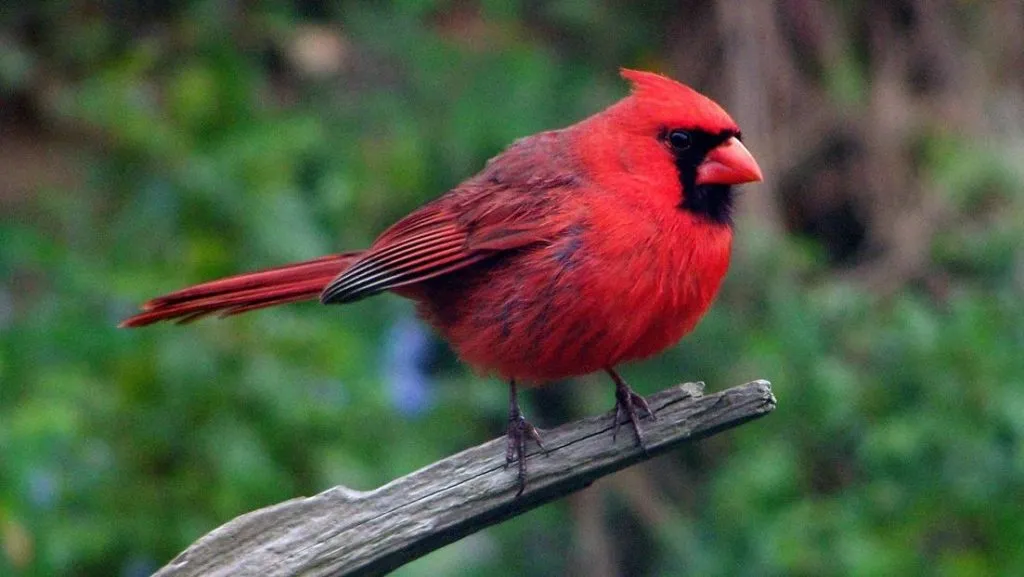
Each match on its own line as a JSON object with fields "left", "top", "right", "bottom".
{"left": 119, "top": 252, "right": 361, "bottom": 328}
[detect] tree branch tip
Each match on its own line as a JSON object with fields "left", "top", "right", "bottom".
{"left": 749, "top": 379, "right": 776, "bottom": 405}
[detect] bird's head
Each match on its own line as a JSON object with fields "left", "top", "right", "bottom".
{"left": 583, "top": 69, "right": 763, "bottom": 225}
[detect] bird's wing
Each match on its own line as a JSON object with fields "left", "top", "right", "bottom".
{"left": 320, "top": 131, "right": 580, "bottom": 304}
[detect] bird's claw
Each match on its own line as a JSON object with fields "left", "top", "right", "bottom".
{"left": 611, "top": 375, "right": 657, "bottom": 452}
{"left": 506, "top": 415, "right": 545, "bottom": 496}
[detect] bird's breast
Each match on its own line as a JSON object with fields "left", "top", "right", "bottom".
{"left": 413, "top": 211, "right": 733, "bottom": 383}
{"left": 577, "top": 212, "right": 733, "bottom": 364}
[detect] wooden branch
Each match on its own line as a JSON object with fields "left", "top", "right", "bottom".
{"left": 155, "top": 380, "right": 776, "bottom": 577}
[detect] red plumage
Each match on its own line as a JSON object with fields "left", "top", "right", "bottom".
{"left": 120, "top": 253, "right": 361, "bottom": 326}
{"left": 121, "top": 69, "right": 763, "bottom": 489}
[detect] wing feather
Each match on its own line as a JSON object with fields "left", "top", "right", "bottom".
{"left": 320, "top": 130, "right": 581, "bottom": 304}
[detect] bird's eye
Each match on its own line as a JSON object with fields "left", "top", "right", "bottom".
{"left": 667, "top": 130, "right": 692, "bottom": 152}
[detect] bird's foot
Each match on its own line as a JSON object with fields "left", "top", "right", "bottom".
{"left": 609, "top": 369, "right": 657, "bottom": 450}
{"left": 505, "top": 414, "right": 545, "bottom": 497}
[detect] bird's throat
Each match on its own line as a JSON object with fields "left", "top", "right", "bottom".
{"left": 678, "top": 182, "right": 735, "bottom": 226}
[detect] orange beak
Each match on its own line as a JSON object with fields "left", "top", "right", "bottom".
{"left": 696, "top": 137, "right": 763, "bottom": 186}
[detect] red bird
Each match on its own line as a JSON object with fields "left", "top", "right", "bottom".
{"left": 121, "top": 69, "right": 762, "bottom": 492}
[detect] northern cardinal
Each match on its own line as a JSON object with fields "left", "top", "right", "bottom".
{"left": 121, "top": 69, "right": 762, "bottom": 493}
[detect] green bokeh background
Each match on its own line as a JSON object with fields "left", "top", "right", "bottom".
{"left": 2, "top": 2, "right": 1023, "bottom": 576}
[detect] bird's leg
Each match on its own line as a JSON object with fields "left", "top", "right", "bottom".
{"left": 505, "top": 379, "right": 545, "bottom": 496}
{"left": 607, "top": 368, "right": 657, "bottom": 449}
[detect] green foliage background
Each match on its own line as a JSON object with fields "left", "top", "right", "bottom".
{"left": 2, "top": 2, "right": 1023, "bottom": 576}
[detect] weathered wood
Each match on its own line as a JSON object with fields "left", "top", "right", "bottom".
{"left": 154, "top": 380, "right": 776, "bottom": 577}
